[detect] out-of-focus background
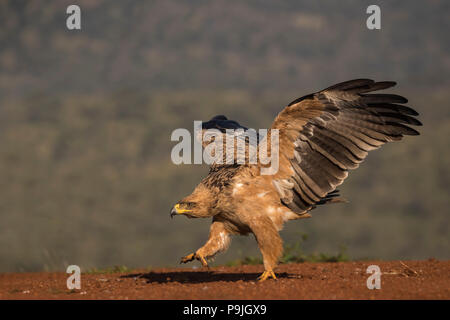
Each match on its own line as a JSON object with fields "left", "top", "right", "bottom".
{"left": 0, "top": 0, "right": 448, "bottom": 272}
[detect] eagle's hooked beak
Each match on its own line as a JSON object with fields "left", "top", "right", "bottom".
{"left": 170, "top": 206, "right": 177, "bottom": 218}
{"left": 170, "top": 203, "right": 193, "bottom": 218}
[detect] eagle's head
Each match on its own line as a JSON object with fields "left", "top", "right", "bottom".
{"left": 170, "top": 201, "right": 197, "bottom": 218}
{"left": 170, "top": 185, "right": 213, "bottom": 219}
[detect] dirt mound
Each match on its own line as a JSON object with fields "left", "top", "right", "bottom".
{"left": 0, "top": 260, "right": 448, "bottom": 299}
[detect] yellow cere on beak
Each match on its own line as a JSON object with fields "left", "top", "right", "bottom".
{"left": 174, "top": 203, "right": 193, "bottom": 214}
{"left": 170, "top": 204, "right": 193, "bottom": 218}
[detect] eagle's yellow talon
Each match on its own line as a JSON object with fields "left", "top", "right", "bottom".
{"left": 257, "top": 270, "right": 277, "bottom": 282}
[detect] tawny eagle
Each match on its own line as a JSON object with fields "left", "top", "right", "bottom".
{"left": 170, "top": 79, "right": 421, "bottom": 281}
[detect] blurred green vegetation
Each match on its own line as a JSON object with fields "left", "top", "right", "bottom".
{"left": 84, "top": 265, "right": 135, "bottom": 275}
{"left": 0, "top": 1, "right": 448, "bottom": 272}
{"left": 227, "top": 234, "right": 349, "bottom": 266}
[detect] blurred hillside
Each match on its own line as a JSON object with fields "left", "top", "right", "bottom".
{"left": 0, "top": 0, "right": 448, "bottom": 272}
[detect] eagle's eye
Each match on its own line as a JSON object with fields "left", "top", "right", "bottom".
{"left": 180, "top": 202, "right": 196, "bottom": 210}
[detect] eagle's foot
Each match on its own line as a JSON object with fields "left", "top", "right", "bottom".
{"left": 180, "top": 252, "right": 209, "bottom": 267}
{"left": 180, "top": 253, "right": 195, "bottom": 264}
{"left": 257, "top": 270, "right": 277, "bottom": 282}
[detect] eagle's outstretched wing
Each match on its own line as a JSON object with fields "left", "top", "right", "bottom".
{"left": 270, "top": 79, "right": 422, "bottom": 214}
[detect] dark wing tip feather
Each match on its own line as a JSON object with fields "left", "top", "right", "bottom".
{"left": 324, "top": 79, "right": 374, "bottom": 91}
{"left": 353, "top": 81, "right": 397, "bottom": 93}
{"left": 385, "top": 122, "right": 421, "bottom": 136}
{"left": 374, "top": 81, "right": 397, "bottom": 88}
{"left": 289, "top": 80, "right": 400, "bottom": 107}
{"left": 393, "top": 105, "right": 419, "bottom": 116}
{"left": 378, "top": 112, "right": 423, "bottom": 126}
{"left": 362, "top": 94, "right": 408, "bottom": 104}
{"left": 368, "top": 103, "right": 419, "bottom": 116}
{"left": 324, "top": 79, "right": 398, "bottom": 94}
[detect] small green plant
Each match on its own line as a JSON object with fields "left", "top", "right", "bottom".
{"left": 226, "top": 233, "right": 349, "bottom": 266}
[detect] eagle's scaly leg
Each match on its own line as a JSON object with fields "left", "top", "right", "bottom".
{"left": 249, "top": 217, "right": 283, "bottom": 282}
{"left": 180, "top": 219, "right": 231, "bottom": 267}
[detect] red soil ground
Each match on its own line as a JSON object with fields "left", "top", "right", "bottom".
{"left": 0, "top": 260, "right": 448, "bottom": 300}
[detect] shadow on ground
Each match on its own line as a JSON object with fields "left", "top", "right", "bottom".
{"left": 121, "top": 270, "right": 292, "bottom": 284}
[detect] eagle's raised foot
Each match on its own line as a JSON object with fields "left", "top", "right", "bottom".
{"left": 257, "top": 270, "right": 277, "bottom": 282}
{"left": 180, "top": 253, "right": 195, "bottom": 264}
{"left": 180, "top": 252, "right": 208, "bottom": 267}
